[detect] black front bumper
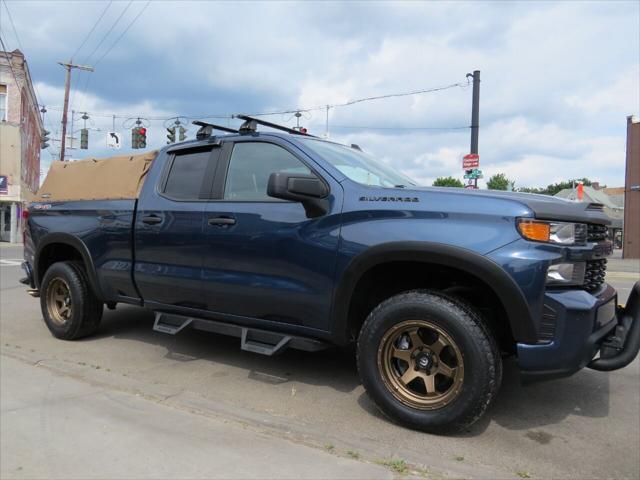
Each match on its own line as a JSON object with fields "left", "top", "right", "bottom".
{"left": 588, "top": 281, "right": 640, "bottom": 371}
{"left": 518, "top": 281, "right": 640, "bottom": 380}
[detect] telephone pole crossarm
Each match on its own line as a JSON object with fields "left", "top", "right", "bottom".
{"left": 57, "top": 61, "right": 95, "bottom": 72}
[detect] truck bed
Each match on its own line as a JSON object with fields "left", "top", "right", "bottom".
{"left": 27, "top": 199, "right": 139, "bottom": 303}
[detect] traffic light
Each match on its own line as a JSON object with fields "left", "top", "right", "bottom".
{"left": 132, "top": 127, "right": 139, "bottom": 149}
{"left": 40, "top": 129, "right": 50, "bottom": 149}
{"left": 166, "top": 126, "right": 176, "bottom": 144}
{"left": 80, "top": 128, "right": 89, "bottom": 149}
{"left": 178, "top": 126, "right": 187, "bottom": 141}
{"left": 139, "top": 127, "right": 147, "bottom": 148}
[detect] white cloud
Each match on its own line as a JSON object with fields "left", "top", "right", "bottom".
{"left": 3, "top": 1, "right": 637, "bottom": 190}
{"left": 565, "top": 66, "right": 640, "bottom": 116}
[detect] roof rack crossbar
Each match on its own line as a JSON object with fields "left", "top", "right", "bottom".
{"left": 234, "top": 114, "right": 317, "bottom": 137}
{"left": 193, "top": 120, "right": 239, "bottom": 140}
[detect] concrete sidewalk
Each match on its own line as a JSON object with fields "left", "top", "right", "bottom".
{"left": 0, "top": 355, "right": 391, "bottom": 480}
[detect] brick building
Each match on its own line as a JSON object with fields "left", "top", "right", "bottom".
{"left": 623, "top": 115, "right": 639, "bottom": 259}
{"left": 0, "top": 49, "right": 43, "bottom": 243}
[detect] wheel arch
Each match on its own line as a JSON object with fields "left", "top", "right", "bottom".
{"left": 35, "top": 233, "right": 104, "bottom": 301}
{"left": 331, "top": 241, "right": 538, "bottom": 345}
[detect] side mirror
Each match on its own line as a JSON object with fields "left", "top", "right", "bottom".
{"left": 267, "top": 172, "right": 329, "bottom": 217}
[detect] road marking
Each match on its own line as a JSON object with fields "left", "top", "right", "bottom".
{"left": 0, "top": 259, "right": 22, "bottom": 267}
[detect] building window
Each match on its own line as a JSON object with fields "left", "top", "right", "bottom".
{"left": 0, "top": 84, "right": 6, "bottom": 121}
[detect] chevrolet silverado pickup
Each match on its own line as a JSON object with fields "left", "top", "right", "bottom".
{"left": 21, "top": 116, "right": 640, "bottom": 434}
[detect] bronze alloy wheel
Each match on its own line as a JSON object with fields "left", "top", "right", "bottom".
{"left": 378, "top": 319, "right": 464, "bottom": 410}
{"left": 46, "top": 278, "right": 73, "bottom": 326}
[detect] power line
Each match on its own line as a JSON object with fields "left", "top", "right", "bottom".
{"left": 94, "top": 0, "right": 151, "bottom": 67}
{"left": 0, "top": 34, "right": 43, "bottom": 124}
{"left": 70, "top": 1, "right": 123, "bottom": 112}
{"left": 74, "top": 0, "right": 150, "bottom": 112}
{"left": 70, "top": 1, "right": 113, "bottom": 61}
{"left": 331, "top": 125, "right": 470, "bottom": 131}
{"left": 81, "top": 0, "right": 133, "bottom": 65}
{"left": 249, "top": 81, "right": 470, "bottom": 117}
{"left": 0, "top": 0, "right": 56, "bottom": 141}
{"left": 336, "top": 83, "right": 470, "bottom": 108}
{"left": 0, "top": 0, "right": 45, "bottom": 108}
{"left": 1, "top": 0, "right": 24, "bottom": 52}
{"left": 42, "top": 79, "right": 470, "bottom": 123}
{"left": 0, "top": 35, "right": 23, "bottom": 94}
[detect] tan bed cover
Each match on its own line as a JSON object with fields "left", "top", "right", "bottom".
{"left": 34, "top": 151, "right": 158, "bottom": 202}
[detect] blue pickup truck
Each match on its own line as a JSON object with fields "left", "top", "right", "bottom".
{"left": 21, "top": 116, "right": 639, "bottom": 434}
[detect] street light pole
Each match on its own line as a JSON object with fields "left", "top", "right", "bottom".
{"left": 58, "top": 61, "right": 94, "bottom": 161}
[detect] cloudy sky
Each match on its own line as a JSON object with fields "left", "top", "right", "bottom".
{"left": 2, "top": 0, "right": 638, "bottom": 188}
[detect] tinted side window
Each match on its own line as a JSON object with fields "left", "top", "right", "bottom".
{"left": 224, "top": 142, "right": 311, "bottom": 201}
{"left": 163, "top": 149, "right": 213, "bottom": 200}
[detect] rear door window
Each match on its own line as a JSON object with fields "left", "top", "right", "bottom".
{"left": 163, "top": 148, "right": 218, "bottom": 200}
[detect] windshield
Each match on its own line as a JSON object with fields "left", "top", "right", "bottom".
{"left": 299, "top": 138, "right": 418, "bottom": 188}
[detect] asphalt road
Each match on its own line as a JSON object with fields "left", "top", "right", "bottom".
{"left": 1, "top": 244, "right": 639, "bottom": 479}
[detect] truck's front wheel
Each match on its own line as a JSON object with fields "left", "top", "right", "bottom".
{"left": 357, "top": 290, "right": 501, "bottom": 434}
{"left": 40, "top": 261, "right": 103, "bottom": 340}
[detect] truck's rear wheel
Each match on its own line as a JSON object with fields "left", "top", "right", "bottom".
{"left": 357, "top": 290, "right": 501, "bottom": 434}
{"left": 40, "top": 261, "right": 103, "bottom": 340}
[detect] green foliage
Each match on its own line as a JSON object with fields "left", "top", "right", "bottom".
{"left": 544, "top": 178, "right": 594, "bottom": 196}
{"left": 486, "top": 173, "right": 515, "bottom": 191}
{"left": 516, "top": 178, "right": 598, "bottom": 196}
{"left": 432, "top": 176, "right": 464, "bottom": 188}
{"left": 515, "top": 186, "right": 547, "bottom": 194}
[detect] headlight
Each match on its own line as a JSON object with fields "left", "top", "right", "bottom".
{"left": 546, "top": 262, "right": 586, "bottom": 285}
{"left": 517, "top": 219, "right": 586, "bottom": 245}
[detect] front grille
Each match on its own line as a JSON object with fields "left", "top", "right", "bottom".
{"left": 584, "top": 258, "right": 607, "bottom": 291}
{"left": 575, "top": 224, "right": 588, "bottom": 244}
{"left": 587, "top": 224, "right": 608, "bottom": 242}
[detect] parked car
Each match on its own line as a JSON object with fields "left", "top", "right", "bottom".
{"left": 21, "top": 116, "right": 640, "bottom": 434}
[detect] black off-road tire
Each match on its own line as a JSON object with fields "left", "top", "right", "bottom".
{"left": 357, "top": 290, "right": 502, "bottom": 434}
{"left": 40, "top": 261, "right": 103, "bottom": 340}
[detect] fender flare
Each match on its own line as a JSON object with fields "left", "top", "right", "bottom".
{"left": 34, "top": 232, "right": 105, "bottom": 301}
{"left": 330, "top": 241, "right": 538, "bottom": 344}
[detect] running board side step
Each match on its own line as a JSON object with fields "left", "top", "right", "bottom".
{"left": 152, "top": 312, "right": 328, "bottom": 356}
{"left": 153, "top": 312, "right": 193, "bottom": 335}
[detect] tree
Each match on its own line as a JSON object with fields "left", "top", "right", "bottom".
{"left": 515, "top": 178, "right": 600, "bottom": 196}
{"left": 516, "top": 186, "right": 547, "bottom": 194}
{"left": 544, "top": 178, "right": 593, "bottom": 196}
{"left": 432, "top": 176, "right": 464, "bottom": 187}
{"left": 486, "top": 173, "right": 515, "bottom": 191}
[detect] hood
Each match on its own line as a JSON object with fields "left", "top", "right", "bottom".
{"left": 412, "top": 187, "right": 612, "bottom": 225}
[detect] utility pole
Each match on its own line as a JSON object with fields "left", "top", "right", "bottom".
{"left": 58, "top": 61, "right": 94, "bottom": 161}
{"left": 464, "top": 70, "right": 481, "bottom": 188}
{"left": 468, "top": 70, "right": 480, "bottom": 155}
